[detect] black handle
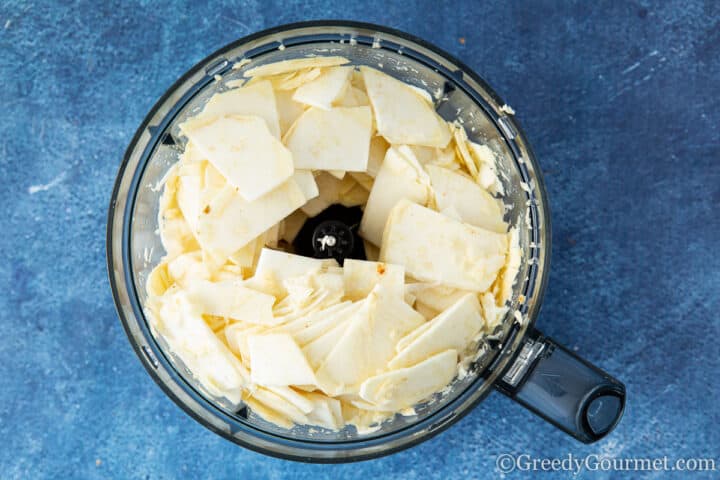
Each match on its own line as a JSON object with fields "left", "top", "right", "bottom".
{"left": 495, "top": 329, "right": 626, "bottom": 443}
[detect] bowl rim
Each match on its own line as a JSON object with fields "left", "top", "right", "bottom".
{"left": 106, "top": 19, "right": 552, "bottom": 463}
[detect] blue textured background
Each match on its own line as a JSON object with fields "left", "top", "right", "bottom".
{"left": 1, "top": 1, "right": 718, "bottom": 478}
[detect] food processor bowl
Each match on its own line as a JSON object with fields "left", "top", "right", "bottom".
{"left": 107, "top": 21, "right": 626, "bottom": 462}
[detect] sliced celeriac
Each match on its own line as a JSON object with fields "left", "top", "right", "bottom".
{"left": 271, "top": 301, "right": 351, "bottom": 336}
{"left": 367, "top": 135, "right": 389, "bottom": 177}
{"left": 395, "top": 320, "right": 433, "bottom": 352}
{"left": 243, "top": 396, "right": 293, "bottom": 429}
{"left": 148, "top": 54, "right": 520, "bottom": 432}
{"left": 200, "top": 80, "right": 281, "bottom": 138}
{"left": 248, "top": 333, "right": 317, "bottom": 386}
{"left": 412, "top": 284, "right": 472, "bottom": 312}
{"left": 335, "top": 86, "right": 370, "bottom": 108}
{"left": 249, "top": 248, "right": 336, "bottom": 297}
{"left": 304, "top": 392, "right": 344, "bottom": 430}
{"left": 414, "top": 301, "right": 440, "bottom": 321}
{"left": 293, "top": 66, "right": 352, "bottom": 110}
{"left": 166, "top": 251, "right": 212, "bottom": 288}
{"left": 181, "top": 115, "right": 293, "bottom": 201}
{"left": 361, "top": 67, "right": 451, "bottom": 147}
{"left": 343, "top": 259, "right": 405, "bottom": 301}
{"left": 175, "top": 163, "right": 204, "bottom": 231}
{"left": 468, "top": 142, "right": 505, "bottom": 195}
{"left": 359, "top": 147, "right": 430, "bottom": 246}
{"left": 249, "top": 386, "right": 310, "bottom": 424}
{"left": 389, "top": 293, "right": 484, "bottom": 369}
{"left": 151, "top": 291, "right": 247, "bottom": 405}
{"left": 293, "top": 301, "right": 361, "bottom": 346}
{"left": 228, "top": 233, "right": 264, "bottom": 268}
{"left": 426, "top": 164, "right": 506, "bottom": 233}
{"left": 275, "top": 89, "right": 307, "bottom": 135}
{"left": 286, "top": 106, "right": 372, "bottom": 172}
{"left": 195, "top": 180, "right": 306, "bottom": 262}
{"left": 243, "top": 56, "right": 350, "bottom": 78}
{"left": 275, "top": 68, "right": 322, "bottom": 90}
{"left": 185, "top": 279, "right": 275, "bottom": 324}
{"left": 292, "top": 170, "right": 320, "bottom": 201}
{"left": 303, "top": 315, "right": 356, "bottom": 370}
{"left": 315, "top": 285, "right": 424, "bottom": 395}
{"left": 359, "top": 349, "right": 457, "bottom": 410}
{"left": 380, "top": 199, "right": 508, "bottom": 291}
{"left": 265, "top": 385, "right": 315, "bottom": 414}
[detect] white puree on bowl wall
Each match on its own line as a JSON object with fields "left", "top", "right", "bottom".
{"left": 145, "top": 55, "right": 522, "bottom": 432}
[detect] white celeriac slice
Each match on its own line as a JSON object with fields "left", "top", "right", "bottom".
{"left": 468, "top": 142, "right": 505, "bottom": 195}
{"left": 275, "top": 89, "right": 307, "bottom": 136}
{"left": 359, "top": 349, "right": 457, "bottom": 410}
{"left": 453, "top": 125, "right": 479, "bottom": 178}
{"left": 335, "top": 86, "right": 370, "bottom": 108}
{"left": 359, "top": 147, "right": 430, "bottom": 246}
{"left": 414, "top": 301, "right": 440, "bottom": 321}
{"left": 195, "top": 180, "right": 306, "bottom": 263}
{"left": 293, "top": 301, "right": 362, "bottom": 346}
{"left": 299, "top": 171, "right": 357, "bottom": 216}
{"left": 304, "top": 392, "right": 344, "bottom": 430}
{"left": 248, "top": 248, "right": 336, "bottom": 298}
{"left": 380, "top": 199, "right": 508, "bottom": 291}
{"left": 410, "top": 284, "right": 472, "bottom": 312}
{"left": 166, "top": 251, "right": 211, "bottom": 288}
{"left": 265, "top": 385, "right": 314, "bottom": 414}
{"left": 249, "top": 387, "right": 309, "bottom": 425}
{"left": 228, "top": 232, "right": 265, "bottom": 269}
{"left": 243, "top": 56, "right": 350, "bottom": 78}
{"left": 243, "top": 397, "right": 293, "bottom": 429}
{"left": 270, "top": 301, "right": 350, "bottom": 336}
{"left": 286, "top": 106, "right": 372, "bottom": 172}
{"left": 395, "top": 320, "right": 433, "bottom": 352}
{"left": 248, "top": 333, "right": 317, "bottom": 386}
{"left": 389, "top": 293, "right": 484, "bottom": 369}
{"left": 293, "top": 66, "right": 352, "bottom": 110}
{"left": 201, "top": 80, "right": 281, "bottom": 138}
{"left": 302, "top": 315, "right": 355, "bottom": 370}
{"left": 224, "top": 322, "right": 264, "bottom": 363}
{"left": 343, "top": 259, "right": 405, "bottom": 301}
{"left": 361, "top": 66, "right": 451, "bottom": 147}
{"left": 272, "top": 278, "right": 344, "bottom": 324}
{"left": 275, "top": 68, "right": 322, "bottom": 90}
{"left": 363, "top": 240, "right": 380, "bottom": 262}
{"left": 181, "top": 115, "right": 293, "bottom": 201}
{"left": 367, "top": 135, "right": 389, "bottom": 177}
{"left": 315, "top": 285, "right": 424, "bottom": 395}
{"left": 151, "top": 291, "right": 247, "bottom": 406}
{"left": 175, "top": 161, "right": 205, "bottom": 232}
{"left": 426, "top": 164, "right": 506, "bottom": 233}
{"left": 292, "top": 169, "right": 319, "bottom": 201}
{"left": 146, "top": 262, "right": 172, "bottom": 297}
{"left": 184, "top": 279, "right": 275, "bottom": 324}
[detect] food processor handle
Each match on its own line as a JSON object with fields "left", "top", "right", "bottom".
{"left": 495, "top": 328, "right": 626, "bottom": 443}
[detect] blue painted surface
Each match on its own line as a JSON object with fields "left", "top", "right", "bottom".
{"left": 1, "top": 1, "right": 718, "bottom": 478}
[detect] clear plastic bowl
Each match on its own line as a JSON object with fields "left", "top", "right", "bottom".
{"left": 108, "top": 22, "right": 622, "bottom": 462}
